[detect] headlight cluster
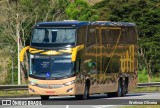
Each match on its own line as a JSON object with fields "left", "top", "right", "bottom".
{"left": 29, "top": 81, "right": 38, "bottom": 86}
{"left": 63, "top": 80, "right": 76, "bottom": 86}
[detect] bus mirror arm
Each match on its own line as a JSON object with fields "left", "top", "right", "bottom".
{"left": 20, "top": 46, "right": 30, "bottom": 62}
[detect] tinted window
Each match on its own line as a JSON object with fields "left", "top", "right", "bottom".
{"left": 102, "top": 29, "right": 110, "bottom": 44}
{"left": 110, "top": 29, "right": 121, "bottom": 43}
{"left": 77, "top": 26, "right": 87, "bottom": 44}
{"left": 87, "top": 26, "right": 96, "bottom": 45}
{"left": 128, "top": 27, "right": 136, "bottom": 44}
{"left": 32, "top": 28, "right": 76, "bottom": 44}
{"left": 119, "top": 27, "right": 127, "bottom": 44}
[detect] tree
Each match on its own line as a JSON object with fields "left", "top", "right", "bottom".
{"left": 0, "top": 0, "right": 69, "bottom": 84}
{"left": 93, "top": 0, "right": 160, "bottom": 82}
{"left": 66, "top": 0, "right": 98, "bottom": 21}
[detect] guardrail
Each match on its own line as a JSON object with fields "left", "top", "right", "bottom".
{"left": 137, "top": 82, "right": 160, "bottom": 87}
{"left": 0, "top": 85, "right": 28, "bottom": 90}
{"left": 0, "top": 82, "right": 160, "bottom": 90}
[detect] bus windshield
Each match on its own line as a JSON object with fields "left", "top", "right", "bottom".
{"left": 31, "top": 28, "right": 76, "bottom": 44}
{"left": 30, "top": 56, "right": 75, "bottom": 79}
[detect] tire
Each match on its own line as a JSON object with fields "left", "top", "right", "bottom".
{"left": 41, "top": 95, "right": 49, "bottom": 100}
{"left": 117, "top": 81, "right": 122, "bottom": 97}
{"left": 112, "top": 81, "right": 122, "bottom": 97}
{"left": 75, "top": 84, "right": 89, "bottom": 100}
{"left": 121, "top": 81, "right": 127, "bottom": 97}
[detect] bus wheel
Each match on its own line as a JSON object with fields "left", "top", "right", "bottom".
{"left": 121, "top": 81, "right": 127, "bottom": 97}
{"left": 114, "top": 81, "right": 122, "bottom": 97}
{"left": 41, "top": 95, "right": 49, "bottom": 100}
{"left": 75, "top": 84, "right": 89, "bottom": 100}
{"left": 83, "top": 84, "right": 89, "bottom": 100}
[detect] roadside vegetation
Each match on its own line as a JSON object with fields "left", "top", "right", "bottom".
{"left": 0, "top": 90, "right": 29, "bottom": 97}
{"left": 138, "top": 69, "right": 160, "bottom": 83}
{"left": 0, "top": 0, "right": 160, "bottom": 84}
{"left": 131, "top": 87, "right": 160, "bottom": 93}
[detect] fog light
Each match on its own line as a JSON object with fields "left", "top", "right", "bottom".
{"left": 66, "top": 88, "right": 73, "bottom": 93}
{"left": 29, "top": 88, "right": 35, "bottom": 92}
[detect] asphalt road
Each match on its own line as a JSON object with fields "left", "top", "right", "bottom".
{"left": 0, "top": 92, "right": 160, "bottom": 108}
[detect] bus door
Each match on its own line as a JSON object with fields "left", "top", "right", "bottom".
{"left": 85, "top": 25, "right": 98, "bottom": 94}
{"left": 95, "top": 26, "right": 105, "bottom": 93}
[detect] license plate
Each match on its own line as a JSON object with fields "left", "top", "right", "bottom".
{"left": 45, "top": 91, "right": 54, "bottom": 95}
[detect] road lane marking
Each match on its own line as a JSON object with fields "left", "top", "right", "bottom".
{"left": 66, "top": 105, "right": 69, "bottom": 108}
{"left": 92, "top": 105, "right": 116, "bottom": 108}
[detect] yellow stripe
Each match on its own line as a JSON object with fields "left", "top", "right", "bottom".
{"left": 21, "top": 45, "right": 84, "bottom": 61}
{"left": 59, "top": 49, "right": 72, "bottom": 53}
{"left": 72, "top": 44, "right": 84, "bottom": 61}
{"left": 41, "top": 50, "right": 62, "bottom": 55}
{"left": 29, "top": 48, "right": 44, "bottom": 54}
{"left": 20, "top": 46, "right": 30, "bottom": 62}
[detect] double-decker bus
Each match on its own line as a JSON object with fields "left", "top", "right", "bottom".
{"left": 20, "top": 21, "right": 138, "bottom": 100}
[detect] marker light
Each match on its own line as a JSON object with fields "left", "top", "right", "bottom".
{"left": 29, "top": 82, "right": 38, "bottom": 86}
{"left": 63, "top": 80, "right": 76, "bottom": 86}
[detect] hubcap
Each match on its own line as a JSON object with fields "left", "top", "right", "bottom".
{"left": 118, "top": 83, "right": 122, "bottom": 96}
{"left": 84, "top": 86, "right": 88, "bottom": 99}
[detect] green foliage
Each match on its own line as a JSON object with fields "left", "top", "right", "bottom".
{"left": 0, "top": 0, "right": 70, "bottom": 84}
{"left": 138, "top": 68, "right": 148, "bottom": 83}
{"left": 66, "top": 0, "right": 98, "bottom": 21}
{"left": 93, "top": 0, "right": 160, "bottom": 75}
{"left": 1, "top": 0, "right": 160, "bottom": 84}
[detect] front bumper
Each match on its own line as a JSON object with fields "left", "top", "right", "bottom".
{"left": 29, "top": 83, "right": 75, "bottom": 96}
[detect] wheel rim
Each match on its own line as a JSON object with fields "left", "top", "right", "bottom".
{"left": 118, "top": 83, "right": 122, "bottom": 96}
{"left": 84, "top": 86, "right": 88, "bottom": 99}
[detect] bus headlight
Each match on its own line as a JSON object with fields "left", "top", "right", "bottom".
{"left": 29, "top": 81, "right": 38, "bottom": 86}
{"left": 63, "top": 80, "right": 76, "bottom": 86}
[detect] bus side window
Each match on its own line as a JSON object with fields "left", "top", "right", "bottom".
{"left": 110, "top": 29, "right": 120, "bottom": 44}
{"left": 77, "top": 26, "right": 87, "bottom": 45}
{"left": 120, "top": 27, "right": 127, "bottom": 44}
{"left": 87, "top": 26, "right": 96, "bottom": 46}
{"left": 128, "top": 27, "right": 136, "bottom": 44}
{"left": 102, "top": 29, "right": 110, "bottom": 44}
{"left": 105, "top": 58, "right": 119, "bottom": 73}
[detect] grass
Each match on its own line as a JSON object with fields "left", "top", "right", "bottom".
{"left": 0, "top": 90, "right": 29, "bottom": 97}
{"left": 138, "top": 69, "right": 160, "bottom": 83}
{"left": 138, "top": 69, "right": 148, "bottom": 83}
{"left": 130, "top": 87, "right": 160, "bottom": 93}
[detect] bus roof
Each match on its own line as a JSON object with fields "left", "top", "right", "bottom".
{"left": 92, "top": 21, "right": 136, "bottom": 26}
{"left": 35, "top": 21, "right": 136, "bottom": 28}
{"left": 35, "top": 21, "right": 89, "bottom": 27}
